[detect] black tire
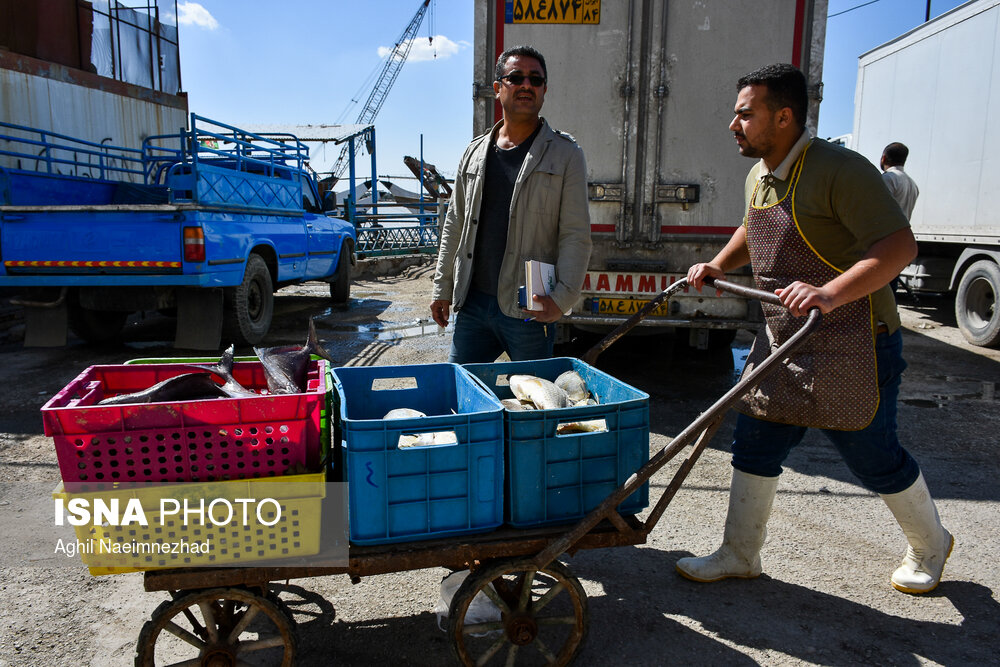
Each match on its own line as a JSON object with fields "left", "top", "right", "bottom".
{"left": 67, "top": 292, "right": 128, "bottom": 343}
{"left": 223, "top": 254, "right": 273, "bottom": 346}
{"left": 955, "top": 259, "right": 1000, "bottom": 347}
{"left": 329, "top": 243, "right": 352, "bottom": 307}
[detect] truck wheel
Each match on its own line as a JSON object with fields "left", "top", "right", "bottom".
{"left": 329, "top": 244, "right": 352, "bottom": 307}
{"left": 223, "top": 254, "right": 273, "bottom": 346}
{"left": 68, "top": 294, "right": 128, "bottom": 343}
{"left": 955, "top": 259, "right": 1000, "bottom": 347}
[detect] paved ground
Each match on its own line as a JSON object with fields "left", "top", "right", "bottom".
{"left": 0, "top": 261, "right": 997, "bottom": 666}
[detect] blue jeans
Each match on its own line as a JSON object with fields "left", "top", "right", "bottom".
{"left": 448, "top": 289, "right": 555, "bottom": 364}
{"left": 732, "top": 329, "right": 920, "bottom": 494}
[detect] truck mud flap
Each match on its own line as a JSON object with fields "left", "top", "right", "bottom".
{"left": 175, "top": 287, "right": 223, "bottom": 350}
{"left": 12, "top": 288, "right": 68, "bottom": 347}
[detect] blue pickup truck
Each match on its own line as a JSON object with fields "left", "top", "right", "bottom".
{"left": 0, "top": 115, "right": 356, "bottom": 349}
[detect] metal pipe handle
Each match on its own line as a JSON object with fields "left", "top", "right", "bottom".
{"left": 703, "top": 276, "right": 784, "bottom": 306}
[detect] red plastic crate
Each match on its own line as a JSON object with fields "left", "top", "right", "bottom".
{"left": 42, "top": 360, "right": 326, "bottom": 486}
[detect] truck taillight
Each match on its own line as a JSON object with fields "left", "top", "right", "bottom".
{"left": 183, "top": 227, "right": 205, "bottom": 262}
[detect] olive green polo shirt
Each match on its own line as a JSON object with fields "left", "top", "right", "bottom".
{"left": 742, "top": 136, "right": 909, "bottom": 333}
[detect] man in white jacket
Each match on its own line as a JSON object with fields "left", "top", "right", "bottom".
{"left": 430, "top": 45, "right": 591, "bottom": 363}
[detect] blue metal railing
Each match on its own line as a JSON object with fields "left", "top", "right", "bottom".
{"left": 353, "top": 202, "right": 444, "bottom": 258}
{"left": 141, "top": 114, "right": 311, "bottom": 185}
{"left": 0, "top": 121, "right": 146, "bottom": 182}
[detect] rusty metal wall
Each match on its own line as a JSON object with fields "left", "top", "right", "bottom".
{"left": 1, "top": 66, "right": 187, "bottom": 172}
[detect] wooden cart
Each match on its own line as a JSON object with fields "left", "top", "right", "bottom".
{"left": 132, "top": 280, "right": 820, "bottom": 666}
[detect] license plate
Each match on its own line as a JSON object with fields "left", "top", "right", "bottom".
{"left": 597, "top": 298, "right": 670, "bottom": 317}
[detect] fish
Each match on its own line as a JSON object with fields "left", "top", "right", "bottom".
{"left": 189, "top": 345, "right": 259, "bottom": 398}
{"left": 398, "top": 431, "right": 458, "bottom": 449}
{"left": 508, "top": 374, "right": 570, "bottom": 409}
{"left": 254, "top": 319, "right": 334, "bottom": 394}
{"left": 573, "top": 398, "right": 598, "bottom": 406}
{"left": 98, "top": 372, "right": 227, "bottom": 405}
{"left": 501, "top": 398, "right": 537, "bottom": 411}
{"left": 555, "top": 370, "right": 590, "bottom": 403}
{"left": 384, "top": 408, "right": 427, "bottom": 419}
{"left": 556, "top": 419, "right": 607, "bottom": 435}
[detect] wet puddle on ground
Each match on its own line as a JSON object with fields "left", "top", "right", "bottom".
{"left": 325, "top": 319, "right": 452, "bottom": 342}
{"left": 902, "top": 382, "right": 996, "bottom": 408}
{"left": 731, "top": 343, "right": 751, "bottom": 384}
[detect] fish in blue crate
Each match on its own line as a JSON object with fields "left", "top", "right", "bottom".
{"left": 504, "top": 372, "right": 606, "bottom": 433}
{"left": 506, "top": 371, "right": 597, "bottom": 408}
{"left": 382, "top": 407, "right": 459, "bottom": 449}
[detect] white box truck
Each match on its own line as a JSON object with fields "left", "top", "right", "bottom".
{"left": 852, "top": 0, "right": 1000, "bottom": 347}
{"left": 472, "top": 0, "right": 828, "bottom": 348}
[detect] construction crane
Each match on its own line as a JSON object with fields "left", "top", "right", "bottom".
{"left": 330, "top": 0, "right": 433, "bottom": 183}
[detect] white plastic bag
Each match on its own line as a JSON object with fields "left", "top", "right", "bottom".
{"left": 435, "top": 570, "right": 502, "bottom": 634}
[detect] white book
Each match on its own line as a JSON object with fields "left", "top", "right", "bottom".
{"left": 525, "top": 260, "right": 557, "bottom": 311}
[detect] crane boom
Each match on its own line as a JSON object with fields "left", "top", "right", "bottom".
{"left": 331, "top": 0, "right": 432, "bottom": 182}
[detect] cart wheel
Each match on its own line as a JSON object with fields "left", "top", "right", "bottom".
{"left": 135, "top": 587, "right": 296, "bottom": 667}
{"left": 449, "top": 558, "right": 589, "bottom": 667}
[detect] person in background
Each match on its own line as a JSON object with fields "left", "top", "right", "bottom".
{"left": 880, "top": 142, "right": 919, "bottom": 220}
{"left": 430, "top": 45, "right": 591, "bottom": 363}
{"left": 681, "top": 64, "right": 952, "bottom": 594}
{"left": 880, "top": 142, "right": 919, "bottom": 293}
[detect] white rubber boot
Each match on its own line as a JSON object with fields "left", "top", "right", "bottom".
{"left": 880, "top": 472, "right": 954, "bottom": 594}
{"left": 676, "top": 469, "right": 779, "bottom": 582}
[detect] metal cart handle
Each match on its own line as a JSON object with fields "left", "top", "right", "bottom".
{"left": 703, "top": 275, "right": 783, "bottom": 305}
{"left": 534, "top": 281, "right": 822, "bottom": 569}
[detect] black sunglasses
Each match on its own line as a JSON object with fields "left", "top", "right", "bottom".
{"left": 498, "top": 73, "right": 546, "bottom": 87}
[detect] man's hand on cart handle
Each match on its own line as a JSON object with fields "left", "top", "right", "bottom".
{"left": 687, "top": 263, "right": 727, "bottom": 296}
{"left": 775, "top": 281, "right": 835, "bottom": 317}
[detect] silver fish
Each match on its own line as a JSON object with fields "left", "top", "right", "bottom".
{"left": 398, "top": 431, "right": 458, "bottom": 449}
{"left": 509, "top": 374, "right": 570, "bottom": 409}
{"left": 98, "top": 372, "right": 226, "bottom": 405}
{"left": 383, "top": 408, "right": 427, "bottom": 419}
{"left": 556, "top": 419, "right": 607, "bottom": 435}
{"left": 254, "top": 319, "right": 334, "bottom": 394}
{"left": 555, "top": 370, "right": 590, "bottom": 403}
{"left": 501, "top": 398, "right": 525, "bottom": 411}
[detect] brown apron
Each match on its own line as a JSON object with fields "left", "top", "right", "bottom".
{"left": 737, "top": 143, "right": 879, "bottom": 431}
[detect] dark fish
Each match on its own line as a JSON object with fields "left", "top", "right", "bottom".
{"left": 189, "top": 345, "right": 259, "bottom": 398}
{"left": 98, "top": 372, "right": 227, "bottom": 405}
{"left": 254, "top": 319, "right": 334, "bottom": 394}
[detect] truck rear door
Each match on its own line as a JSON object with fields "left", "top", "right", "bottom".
{"left": 474, "top": 0, "right": 825, "bottom": 335}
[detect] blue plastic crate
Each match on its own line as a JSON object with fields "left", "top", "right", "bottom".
{"left": 463, "top": 358, "right": 650, "bottom": 527}
{"left": 332, "top": 363, "right": 504, "bottom": 545}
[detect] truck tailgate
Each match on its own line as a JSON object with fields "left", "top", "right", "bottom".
{"left": 1, "top": 207, "right": 184, "bottom": 274}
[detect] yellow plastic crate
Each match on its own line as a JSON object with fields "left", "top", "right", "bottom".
{"left": 53, "top": 472, "right": 325, "bottom": 576}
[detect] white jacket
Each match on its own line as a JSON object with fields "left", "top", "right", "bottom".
{"left": 432, "top": 118, "right": 592, "bottom": 317}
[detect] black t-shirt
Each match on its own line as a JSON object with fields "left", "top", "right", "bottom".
{"left": 470, "top": 123, "right": 542, "bottom": 296}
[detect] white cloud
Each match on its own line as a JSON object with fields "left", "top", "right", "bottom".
{"left": 377, "top": 36, "right": 469, "bottom": 63}
{"left": 177, "top": 2, "right": 219, "bottom": 30}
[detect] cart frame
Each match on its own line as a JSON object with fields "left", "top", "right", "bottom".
{"left": 134, "top": 279, "right": 821, "bottom": 666}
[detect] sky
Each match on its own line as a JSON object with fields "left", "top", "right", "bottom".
{"left": 818, "top": 0, "right": 968, "bottom": 141}
{"left": 174, "top": 0, "right": 971, "bottom": 181}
